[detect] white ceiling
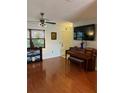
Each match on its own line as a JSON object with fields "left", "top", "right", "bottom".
{"left": 27, "top": 0, "right": 96, "bottom": 22}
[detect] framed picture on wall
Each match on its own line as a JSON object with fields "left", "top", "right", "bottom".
{"left": 51, "top": 32, "right": 57, "bottom": 40}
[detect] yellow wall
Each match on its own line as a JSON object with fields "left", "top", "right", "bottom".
{"left": 28, "top": 21, "right": 74, "bottom": 59}
{"left": 59, "top": 22, "right": 73, "bottom": 56}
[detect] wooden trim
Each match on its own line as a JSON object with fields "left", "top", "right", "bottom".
{"left": 28, "top": 29, "right": 45, "bottom": 31}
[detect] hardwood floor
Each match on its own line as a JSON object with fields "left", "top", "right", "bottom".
{"left": 27, "top": 57, "right": 97, "bottom": 93}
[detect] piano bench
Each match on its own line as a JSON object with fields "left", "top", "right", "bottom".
{"left": 68, "top": 56, "right": 85, "bottom": 70}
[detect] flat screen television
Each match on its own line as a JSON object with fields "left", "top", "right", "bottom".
{"left": 74, "top": 24, "right": 96, "bottom": 41}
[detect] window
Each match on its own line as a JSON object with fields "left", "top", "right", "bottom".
{"left": 27, "top": 29, "right": 45, "bottom": 48}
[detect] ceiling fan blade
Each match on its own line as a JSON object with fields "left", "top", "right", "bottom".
{"left": 46, "top": 21, "right": 56, "bottom": 24}
{"left": 27, "top": 20, "right": 40, "bottom": 22}
{"left": 28, "top": 13, "right": 56, "bottom": 25}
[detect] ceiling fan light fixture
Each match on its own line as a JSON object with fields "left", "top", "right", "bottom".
{"left": 39, "top": 22, "right": 47, "bottom": 27}
{"left": 43, "top": 23, "right": 47, "bottom": 27}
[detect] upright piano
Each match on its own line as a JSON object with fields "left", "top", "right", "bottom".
{"left": 65, "top": 47, "right": 97, "bottom": 71}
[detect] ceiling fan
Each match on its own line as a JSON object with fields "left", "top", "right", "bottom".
{"left": 28, "top": 13, "right": 56, "bottom": 27}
